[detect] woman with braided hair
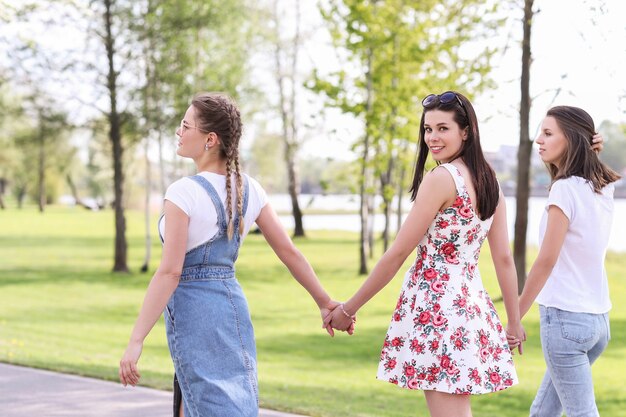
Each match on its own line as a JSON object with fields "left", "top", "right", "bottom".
{"left": 119, "top": 92, "right": 340, "bottom": 417}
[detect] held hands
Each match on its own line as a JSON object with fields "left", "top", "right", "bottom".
{"left": 119, "top": 340, "right": 143, "bottom": 387}
{"left": 505, "top": 321, "right": 526, "bottom": 355}
{"left": 322, "top": 303, "right": 356, "bottom": 336}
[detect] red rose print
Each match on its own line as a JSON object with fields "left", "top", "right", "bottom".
{"left": 480, "top": 334, "right": 489, "bottom": 346}
{"left": 453, "top": 196, "right": 464, "bottom": 207}
{"left": 445, "top": 253, "right": 459, "bottom": 264}
{"left": 459, "top": 206, "right": 472, "bottom": 218}
{"left": 433, "top": 314, "right": 447, "bottom": 327}
{"left": 431, "top": 280, "right": 445, "bottom": 294}
{"left": 407, "top": 378, "right": 419, "bottom": 389}
{"left": 394, "top": 313, "right": 402, "bottom": 321}
{"left": 437, "top": 219, "right": 449, "bottom": 228}
{"left": 490, "top": 372, "right": 501, "bottom": 384}
{"left": 404, "top": 365, "right": 416, "bottom": 377}
{"left": 386, "top": 358, "right": 397, "bottom": 369}
{"left": 418, "top": 311, "right": 431, "bottom": 324}
{"left": 415, "top": 259, "right": 423, "bottom": 271}
{"left": 441, "top": 242, "right": 456, "bottom": 256}
{"left": 391, "top": 337, "right": 402, "bottom": 347}
{"left": 440, "top": 355, "right": 451, "bottom": 369}
{"left": 433, "top": 303, "right": 441, "bottom": 312}
{"left": 424, "top": 268, "right": 438, "bottom": 280}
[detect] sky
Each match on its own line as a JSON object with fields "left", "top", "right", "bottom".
{"left": 290, "top": 0, "right": 626, "bottom": 159}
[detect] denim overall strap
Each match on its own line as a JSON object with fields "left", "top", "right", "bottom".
{"left": 188, "top": 175, "right": 227, "bottom": 231}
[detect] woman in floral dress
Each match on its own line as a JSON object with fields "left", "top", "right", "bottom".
{"left": 325, "top": 91, "right": 525, "bottom": 417}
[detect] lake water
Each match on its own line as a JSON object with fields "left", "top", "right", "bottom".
{"left": 269, "top": 194, "right": 626, "bottom": 252}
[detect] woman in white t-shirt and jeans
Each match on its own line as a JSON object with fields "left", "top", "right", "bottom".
{"left": 514, "top": 106, "right": 620, "bottom": 417}
{"left": 119, "top": 92, "right": 341, "bottom": 417}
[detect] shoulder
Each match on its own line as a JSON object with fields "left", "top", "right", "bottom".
{"left": 419, "top": 165, "right": 456, "bottom": 197}
{"left": 242, "top": 174, "right": 269, "bottom": 209}
{"left": 166, "top": 176, "right": 197, "bottom": 194}
{"left": 551, "top": 177, "right": 587, "bottom": 197}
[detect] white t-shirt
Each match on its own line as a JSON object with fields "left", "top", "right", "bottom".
{"left": 158, "top": 172, "right": 268, "bottom": 252}
{"left": 536, "top": 176, "right": 614, "bottom": 314}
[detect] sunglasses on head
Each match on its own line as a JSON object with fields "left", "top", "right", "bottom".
{"left": 422, "top": 91, "right": 465, "bottom": 110}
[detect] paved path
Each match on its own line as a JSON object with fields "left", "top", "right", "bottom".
{"left": 0, "top": 363, "right": 307, "bottom": 417}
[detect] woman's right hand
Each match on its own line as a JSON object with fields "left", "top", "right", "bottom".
{"left": 119, "top": 340, "right": 143, "bottom": 386}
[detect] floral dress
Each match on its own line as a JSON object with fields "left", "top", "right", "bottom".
{"left": 376, "top": 163, "right": 518, "bottom": 395}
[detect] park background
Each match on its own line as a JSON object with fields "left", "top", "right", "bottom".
{"left": 1, "top": 1, "right": 625, "bottom": 416}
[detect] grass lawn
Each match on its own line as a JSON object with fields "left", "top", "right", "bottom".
{"left": 1, "top": 205, "right": 625, "bottom": 416}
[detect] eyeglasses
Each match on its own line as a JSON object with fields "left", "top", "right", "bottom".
{"left": 178, "top": 120, "right": 199, "bottom": 134}
{"left": 422, "top": 91, "right": 465, "bottom": 111}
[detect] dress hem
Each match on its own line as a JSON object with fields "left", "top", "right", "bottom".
{"left": 375, "top": 375, "right": 518, "bottom": 396}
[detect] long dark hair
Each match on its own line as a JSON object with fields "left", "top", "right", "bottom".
{"left": 409, "top": 91, "right": 499, "bottom": 220}
{"left": 545, "top": 106, "right": 620, "bottom": 192}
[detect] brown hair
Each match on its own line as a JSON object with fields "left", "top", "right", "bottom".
{"left": 545, "top": 106, "right": 620, "bottom": 192}
{"left": 191, "top": 92, "right": 244, "bottom": 239}
{"left": 410, "top": 91, "right": 499, "bottom": 220}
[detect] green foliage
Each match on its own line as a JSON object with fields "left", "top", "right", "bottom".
{"left": 1, "top": 207, "right": 626, "bottom": 416}
{"left": 311, "top": 0, "right": 504, "bottom": 203}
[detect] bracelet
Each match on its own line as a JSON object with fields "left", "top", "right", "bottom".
{"left": 339, "top": 303, "right": 353, "bottom": 319}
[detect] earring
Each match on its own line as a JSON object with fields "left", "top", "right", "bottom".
{"left": 205, "top": 143, "right": 209, "bottom": 151}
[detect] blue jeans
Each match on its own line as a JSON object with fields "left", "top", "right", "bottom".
{"left": 530, "top": 306, "right": 610, "bottom": 417}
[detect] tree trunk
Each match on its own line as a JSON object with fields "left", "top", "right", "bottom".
{"left": 17, "top": 187, "right": 26, "bottom": 209}
{"left": 0, "top": 178, "right": 5, "bottom": 209}
{"left": 380, "top": 161, "right": 393, "bottom": 252}
{"left": 38, "top": 132, "right": 45, "bottom": 212}
{"left": 396, "top": 165, "right": 406, "bottom": 233}
{"left": 141, "top": 137, "right": 151, "bottom": 273}
{"left": 513, "top": 0, "right": 534, "bottom": 293}
{"left": 104, "top": 0, "right": 129, "bottom": 273}
{"left": 285, "top": 147, "right": 304, "bottom": 237}
{"left": 359, "top": 48, "right": 375, "bottom": 274}
{"left": 157, "top": 131, "right": 167, "bottom": 198}
{"left": 66, "top": 173, "right": 80, "bottom": 206}
{"left": 273, "top": 0, "right": 304, "bottom": 237}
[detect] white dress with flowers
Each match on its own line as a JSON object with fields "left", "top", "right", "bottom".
{"left": 376, "top": 163, "right": 518, "bottom": 395}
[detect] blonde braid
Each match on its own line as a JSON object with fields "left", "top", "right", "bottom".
{"left": 225, "top": 153, "right": 234, "bottom": 240}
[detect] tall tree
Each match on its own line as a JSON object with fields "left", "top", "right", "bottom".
{"left": 263, "top": 0, "right": 307, "bottom": 236}
{"left": 100, "top": 0, "right": 129, "bottom": 272}
{"left": 513, "top": 0, "right": 534, "bottom": 292}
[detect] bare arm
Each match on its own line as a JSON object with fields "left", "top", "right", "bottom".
{"left": 519, "top": 206, "right": 568, "bottom": 318}
{"left": 326, "top": 168, "right": 454, "bottom": 330}
{"left": 487, "top": 191, "right": 525, "bottom": 351}
{"left": 255, "top": 203, "right": 336, "bottom": 319}
{"left": 119, "top": 201, "right": 188, "bottom": 386}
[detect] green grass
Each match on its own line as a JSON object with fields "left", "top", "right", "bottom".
{"left": 1, "top": 205, "right": 625, "bottom": 416}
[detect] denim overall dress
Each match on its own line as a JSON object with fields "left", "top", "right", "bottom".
{"left": 160, "top": 175, "right": 258, "bottom": 417}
